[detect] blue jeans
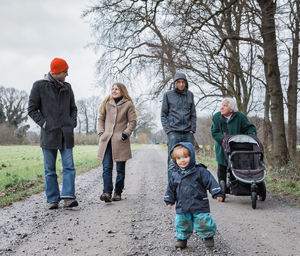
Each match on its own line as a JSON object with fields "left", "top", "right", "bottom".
{"left": 42, "top": 144, "right": 76, "bottom": 203}
{"left": 175, "top": 213, "right": 216, "bottom": 240}
{"left": 167, "top": 132, "right": 194, "bottom": 181}
{"left": 102, "top": 140, "right": 126, "bottom": 195}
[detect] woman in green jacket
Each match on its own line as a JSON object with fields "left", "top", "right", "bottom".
{"left": 211, "top": 98, "right": 256, "bottom": 186}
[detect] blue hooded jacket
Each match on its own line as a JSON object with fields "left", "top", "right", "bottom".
{"left": 161, "top": 72, "right": 196, "bottom": 134}
{"left": 164, "top": 142, "right": 222, "bottom": 214}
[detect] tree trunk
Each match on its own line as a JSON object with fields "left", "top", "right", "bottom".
{"left": 257, "top": 0, "right": 289, "bottom": 166}
{"left": 84, "top": 108, "right": 89, "bottom": 135}
{"left": 78, "top": 119, "right": 82, "bottom": 135}
{"left": 263, "top": 81, "right": 272, "bottom": 162}
{"left": 94, "top": 117, "right": 97, "bottom": 134}
{"left": 287, "top": 0, "right": 299, "bottom": 160}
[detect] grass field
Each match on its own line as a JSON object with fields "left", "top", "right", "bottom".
{"left": 0, "top": 144, "right": 145, "bottom": 207}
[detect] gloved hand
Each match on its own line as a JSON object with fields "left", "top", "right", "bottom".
{"left": 121, "top": 133, "right": 128, "bottom": 141}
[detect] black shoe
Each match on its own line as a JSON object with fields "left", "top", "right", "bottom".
{"left": 48, "top": 202, "right": 59, "bottom": 210}
{"left": 204, "top": 237, "right": 214, "bottom": 248}
{"left": 100, "top": 193, "right": 112, "bottom": 202}
{"left": 63, "top": 199, "right": 78, "bottom": 208}
{"left": 175, "top": 239, "right": 187, "bottom": 249}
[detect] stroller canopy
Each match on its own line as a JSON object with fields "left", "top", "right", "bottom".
{"left": 228, "top": 134, "right": 259, "bottom": 145}
{"left": 222, "top": 134, "right": 264, "bottom": 162}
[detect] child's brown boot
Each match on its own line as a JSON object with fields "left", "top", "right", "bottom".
{"left": 175, "top": 239, "right": 187, "bottom": 249}
{"left": 204, "top": 237, "right": 214, "bottom": 248}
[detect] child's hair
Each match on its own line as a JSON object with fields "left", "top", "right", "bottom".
{"left": 171, "top": 145, "right": 190, "bottom": 162}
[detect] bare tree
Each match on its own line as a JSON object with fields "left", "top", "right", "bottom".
{"left": 82, "top": 0, "right": 178, "bottom": 92}
{"left": 0, "top": 86, "right": 28, "bottom": 127}
{"left": 77, "top": 99, "right": 89, "bottom": 135}
{"left": 286, "top": 0, "right": 299, "bottom": 160}
{"left": 0, "top": 100, "right": 5, "bottom": 124}
{"left": 84, "top": 0, "right": 293, "bottom": 167}
{"left": 257, "top": 0, "right": 289, "bottom": 166}
{"left": 83, "top": 0, "right": 263, "bottom": 114}
{"left": 76, "top": 96, "right": 102, "bottom": 135}
{"left": 151, "top": 129, "right": 167, "bottom": 144}
{"left": 133, "top": 102, "right": 157, "bottom": 139}
{"left": 0, "top": 123, "right": 17, "bottom": 144}
{"left": 195, "top": 116, "right": 215, "bottom": 154}
{"left": 87, "top": 96, "right": 102, "bottom": 134}
{"left": 172, "top": 0, "right": 265, "bottom": 114}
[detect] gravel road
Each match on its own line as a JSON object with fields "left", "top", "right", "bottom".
{"left": 0, "top": 145, "right": 299, "bottom": 256}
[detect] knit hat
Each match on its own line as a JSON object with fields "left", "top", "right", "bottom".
{"left": 50, "top": 58, "right": 69, "bottom": 74}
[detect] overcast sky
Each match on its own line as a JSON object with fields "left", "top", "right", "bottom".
{"left": 0, "top": 0, "right": 163, "bottom": 131}
{"left": 0, "top": 0, "right": 100, "bottom": 100}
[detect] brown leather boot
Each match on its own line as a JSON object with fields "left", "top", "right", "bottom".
{"left": 100, "top": 193, "right": 112, "bottom": 202}
{"left": 112, "top": 194, "right": 122, "bottom": 201}
{"left": 175, "top": 239, "right": 187, "bottom": 249}
{"left": 204, "top": 237, "right": 214, "bottom": 248}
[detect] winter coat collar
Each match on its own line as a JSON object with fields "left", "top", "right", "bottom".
{"left": 44, "top": 72, "right": 66, "bottom": 90}
{"left": 108, "top": 97, "right": 128, "bottom": 107}
{"left": 174, "top": 87, "right": 187, "bottom": 95}
{"left": 221, "top": 111, "right": 237, "bottom": 123}
{"left": 114, "top": 96, "right": 123, "bottom": 104}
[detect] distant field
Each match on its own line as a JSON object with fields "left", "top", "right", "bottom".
{"left": 0, "top": 144, "right": 145, "bottom": 207}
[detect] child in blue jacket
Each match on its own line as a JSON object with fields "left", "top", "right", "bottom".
{"left": 164, "top": 142, "right": 223, "bottom": 249}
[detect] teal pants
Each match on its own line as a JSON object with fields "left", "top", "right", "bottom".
{"left": 174, "top": 213, "right": 216, "bottom": 240}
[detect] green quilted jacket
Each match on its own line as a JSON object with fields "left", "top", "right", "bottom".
{"left": 211, "top": 111, "right": 256, "bottom": 166}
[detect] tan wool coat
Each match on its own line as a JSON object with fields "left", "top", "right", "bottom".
{"left": 97, "top": 98, "right": 137, "bottom": 161}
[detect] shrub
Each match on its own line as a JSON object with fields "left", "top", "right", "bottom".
{"left": 0, "top": 123, "right": 18, "bottom": 145}
{"left": 75, "top": 133, "right": 99, "bottom": 145}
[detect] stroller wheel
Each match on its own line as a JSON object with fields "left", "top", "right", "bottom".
{"left": 220, "top": 180, "right": 226, "bottom": 202}
{"left": 258, "top": 181, "right": 266, "bottom": 201}
{"left": 251, "top": 191, "right": 257, "bottom": 209}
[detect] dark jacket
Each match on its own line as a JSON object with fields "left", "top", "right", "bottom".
{"left": 28, "top": 73, "right": 77, "bottom": 149}
{"left": 211, "top": 111, "right": 256, "bottom": 166}
{"left": 164, "top": 142, "right": 221, "bottom": 214}
{"left": 161, "top": 88, "right": 196, "bottom": 134}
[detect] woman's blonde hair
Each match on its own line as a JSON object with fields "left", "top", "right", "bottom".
{"left": 99, "top": 82, "right": 133, "bottom": 115}
{"left": 171, "top": 145, "right": 190, "bottom": 162}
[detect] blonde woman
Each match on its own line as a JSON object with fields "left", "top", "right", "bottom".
{"left": 97, "top": 83, "right": 137, "bottom": 202}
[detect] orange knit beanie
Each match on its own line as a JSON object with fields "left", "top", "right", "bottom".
{"left": 50, "top": 58, "right": 69, "bottom": 74}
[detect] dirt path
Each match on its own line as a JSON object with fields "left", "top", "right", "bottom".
{"left": 0, "top": 145, "right": 299, "bottom": 256}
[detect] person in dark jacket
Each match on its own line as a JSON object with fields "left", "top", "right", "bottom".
{"left": 211, "top": 97, "right": 256, "bottom": 187}
{"left": 28, "top": 57, "right": 78, "bottom": 210}
{"left": 161, "top": 72, "right": 196, "bottom": 181}
{"left": 164, "top": 142, "right": 223, "bottom": 249}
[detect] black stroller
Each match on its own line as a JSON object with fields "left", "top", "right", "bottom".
{"left": 220, "top": 134, "right": 266, "bottom": 209}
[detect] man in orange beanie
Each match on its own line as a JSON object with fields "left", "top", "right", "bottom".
{"left": 28, "top": 57, "right": 79, "bottom": 210}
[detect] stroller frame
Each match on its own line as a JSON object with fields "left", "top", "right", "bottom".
{"left": 221, "top": 134, "right": 267, "bottom": 209}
